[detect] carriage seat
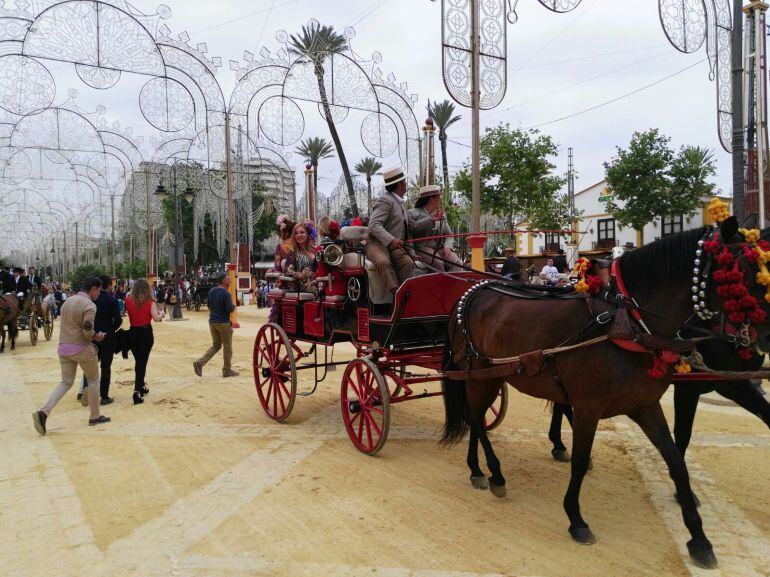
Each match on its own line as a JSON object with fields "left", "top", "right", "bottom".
{"left": 340, "top": 226, "right": 369, "bottom": 242}
{"left": 283, "top": 292, "right": 315, "bottom": 301}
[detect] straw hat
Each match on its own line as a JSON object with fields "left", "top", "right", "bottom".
{"left": 383, "top": 165, "right": 406, "bottom": 186}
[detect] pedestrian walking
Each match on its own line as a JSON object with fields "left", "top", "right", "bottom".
{"left": 32, "top": 276, "right": 110, "bottom": 435}
{"left": 79, "top": 275, "right": 122, "bottom": 405}
{"left": 125, "top": 278, "right": 163, "bottom": 405}
{"left": 193, "top": 272, "right": 237, "bottom": 378}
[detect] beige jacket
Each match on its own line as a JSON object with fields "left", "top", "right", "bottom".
{"left": 408, "top": 207, "right": 454, "bottom": 251}
{"left": 58, "top": 292, "right": 97, "bottom": 347}
{"left": 369, "top": 191, "right": 411, "bottom": 246}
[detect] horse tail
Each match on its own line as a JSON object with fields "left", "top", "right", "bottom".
{"left": 441, "top": 341, "right": 469, "bottom": 445}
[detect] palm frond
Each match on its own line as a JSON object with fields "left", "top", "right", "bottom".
{"left": 429, "top": 100, "right": 462, "bottom": 133}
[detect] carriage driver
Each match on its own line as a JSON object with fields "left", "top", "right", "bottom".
{"left": 366, "top": 165, "right": 415, "bottom": 293}
{"left": 409, "top": 185, "right": 463, "bottom": 272}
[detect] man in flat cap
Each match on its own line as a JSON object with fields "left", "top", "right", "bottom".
{"left": 366, "top": 165, "right": 414, "bottom": 293}
{"left": 409, "top": 185, "right": 462, "bottom": 272}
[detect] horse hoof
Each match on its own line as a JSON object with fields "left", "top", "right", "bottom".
{"left": 470, "top": 476, "right": 489, "bottom": 490}
{"left": 569, "top": 526, "right": 597, "bottom": 545}
{"left": 551, "top": 449, "right": 571, "bottom": 462}
{"left": 488, "top": 481, "right": 507, "bottom": 498}
{"left": 687, "top": 540, "right": 717, "bottom": 569}
{"left": 674, "top": 492, "right": 702, "bottom": 508}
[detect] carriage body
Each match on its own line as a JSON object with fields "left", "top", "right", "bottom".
{"left": 253, "top": 229, "right": 507, "bottom": 454}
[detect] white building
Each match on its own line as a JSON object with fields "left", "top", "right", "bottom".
{"left": 514, "top": 179, "right": 730, "bottom": 258}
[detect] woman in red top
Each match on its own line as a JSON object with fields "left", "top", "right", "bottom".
{"left": 125, "top": 278, "right": 163, "bottom": 404}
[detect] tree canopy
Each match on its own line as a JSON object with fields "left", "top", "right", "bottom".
{"left": 454, "top": 124, "right": 566, "bottom": 230}
{"left": 603, "top": 129, "right": 716, "bottom": 234}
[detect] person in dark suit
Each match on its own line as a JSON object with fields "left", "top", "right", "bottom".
{"left": 0, "top": 266, "right": 12, "bottom": 293}
{"left": 80, "top": 275, "right": 122, "bottom": 404}
{"left": 27, "top": 266, "right": 43, "bottom": 290}
{"left": 500, "top": 247, "right": 521, "bottom": 280}
{"left": 9, "top": 268, "right": 30, "bottom": 299}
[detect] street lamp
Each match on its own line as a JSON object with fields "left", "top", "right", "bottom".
{"left": 155, "top": 182, "right": 168, "bottom": 201}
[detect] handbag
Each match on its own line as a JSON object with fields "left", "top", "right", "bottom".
{"left": 169, "top": 294, "right": 178, "bottom": 304}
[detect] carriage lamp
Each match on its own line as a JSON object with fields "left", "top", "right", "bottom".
{"left": 184, "top": 186, "right": 195, "bottom": 204}
{"left": 322, "top": 244, "right": 344, "bottom": 267}
{"left": 155, "top": 183, "right": 168, "bottom": 201}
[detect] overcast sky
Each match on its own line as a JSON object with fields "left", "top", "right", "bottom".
{"left": 49, "top": 0, "right": 735, "bottom": 199}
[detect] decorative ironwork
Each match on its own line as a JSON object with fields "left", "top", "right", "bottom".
{"left": 437, "top": 0, "right": 582, "bottom": 110}
{"left": 659, "top": 0, "right": 733, "bottom": 152}
{"left": 229, "top": 20, "right": 421, "bottom": 177}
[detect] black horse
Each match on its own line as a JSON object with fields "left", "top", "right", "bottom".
{"left": 548, "top": 333, "right": 769, "bottom": 463}
{"left": 441, "top": 218, "right": 770, "bottom": 569}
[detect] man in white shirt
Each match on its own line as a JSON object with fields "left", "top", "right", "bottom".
{"left": 540, "top": 258, "right": 560, "bottom": 286}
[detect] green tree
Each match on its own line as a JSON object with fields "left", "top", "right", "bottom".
{"left": 251, "top": 180, "right": 277, "bottom": 260}
{"left": 454, "top": 124, "right": 565, "bottom": 232}
{"left": 295, "top": 136, "right": 335, "bottom": 215}
{"left": 289, "top": 23, "right": 359, "bottom": 216}
{"left": 428, "top": 100, "right": 462, "bottom": 198}
{"left": 354, "top": 156, "right": 383, "bottom": 216}
{"left": 604, "top": 129, "right": 716, "bottom": 243}
{"left": 68, "top": 264, "right": 107, "bottom": 289}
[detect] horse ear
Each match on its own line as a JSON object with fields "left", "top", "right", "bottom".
{"left": 742, "top": 213, "right": 759, "bottom": 229}
{"left": 720, "top": 215, "right": 739, "bottom": 243}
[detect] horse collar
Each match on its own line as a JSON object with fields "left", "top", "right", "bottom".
{"left": 691, "top": 228, "right": 718, "bottom": 321}
{"left": 610, "top": 258, "right": 645, "bottom": 327}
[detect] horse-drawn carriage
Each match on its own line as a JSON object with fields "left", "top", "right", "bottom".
{"left": 253, "top": 226, "right": 507, "bottom": 454}
{"left": 0, "top": 285, "right": 55, "bottom": 351}
{"left": 17, "top": 286, "right": 55, "bottom": 344}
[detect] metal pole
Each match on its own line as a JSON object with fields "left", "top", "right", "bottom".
{"left": 74, "top": 220, "right": 79, "bottom": 269}
{"left": 754, "top": 3, "right": 766, "bottom": 226}
{"left": 144, "top": 169, "right": 152, "bottom": 278}
{"left": 733, "top": 0, "right": 746, "bottom": 221}
{"left": 225, "top": 112, "right": 237, "bottom": 265}
{"left": 469, "top": 0, "right": 484, "bottom": 271}
{"left": 224, "top": 111, "right": 239, "bottom": 328}
{"left": 110, "top": 194, "right": 115, "bottom": 277}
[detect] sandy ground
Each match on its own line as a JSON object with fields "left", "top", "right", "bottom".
{"left": 1, "top": 305, "right": 769, "bottom": 577}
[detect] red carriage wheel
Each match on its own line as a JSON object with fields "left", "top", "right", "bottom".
{"left": 341, "top": 357, "right": 390, "bottom": 455}
{"left": 253, "top": 323, "right": 297, "bottom": 422}
{"left": 483, "top": 385, "right": 508, "bottom": 431}
{"left": 43, "top": 307, "right": 54, "bottom": 341}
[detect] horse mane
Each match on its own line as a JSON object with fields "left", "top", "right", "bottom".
{"left": 618, "top": 226, "right": 706, "bottom": 291}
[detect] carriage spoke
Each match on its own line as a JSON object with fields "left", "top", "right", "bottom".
{"left": 363, "top": 409, "right": 382, "bottom": 437}
{"left": 363, "top": 413, "right": 374, "bottom": 449}
{"left": 275, "top": 381, "right": 287, "bottom": 412}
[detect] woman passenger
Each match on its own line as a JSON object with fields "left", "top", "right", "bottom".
{"left": 283, "top": 220, "right": 317, "bottom": 293}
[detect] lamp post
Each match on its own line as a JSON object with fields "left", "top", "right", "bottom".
{"left": 155, "top": 162, "right": 195, "bottom": 320}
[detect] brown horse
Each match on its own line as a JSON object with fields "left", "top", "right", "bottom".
{"left": 441, "top": 217, "right": 770, "bottom": 569}
{"left": 0, "top": 294, "right": 19, "bottom": 352}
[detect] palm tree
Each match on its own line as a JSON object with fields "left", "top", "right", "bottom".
{"left": 354, "top": 156, "right": 383, "bottom": 216}
{"left": 289, "top": 23, "right": 359, "bottom": 216}
{"left": 428, "top": 99, "right": 462, "bottom": 200}
{"left": 296, "top": 137, "right": 335, "bottom": 216}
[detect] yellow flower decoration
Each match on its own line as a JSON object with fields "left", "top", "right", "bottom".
{"left": 707, "top": 197, "right": 730, "bottom": 224}
{"left": 739, "top": 228, "right": 761, "bottom": 243}
{"left": 757, "top": 249, "right": 770, "bottom": 265}
{"left": 574, "top": 279, "right": 589, "bottom": 294}
{"left": 674, "top": 358, "right": 692, "bottom": 374}
{"left": 757, "top": 269, "right": 770, "bottom": 286}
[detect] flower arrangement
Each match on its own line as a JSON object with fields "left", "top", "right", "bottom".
{"left": 276, "top": 214, "right": 289, "bottom": 231}
{"left": 572, "top": 257, "right": 601, "bottom": 294}
{"left": 707, "top": 197, "right": 730, "bottom": 224}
